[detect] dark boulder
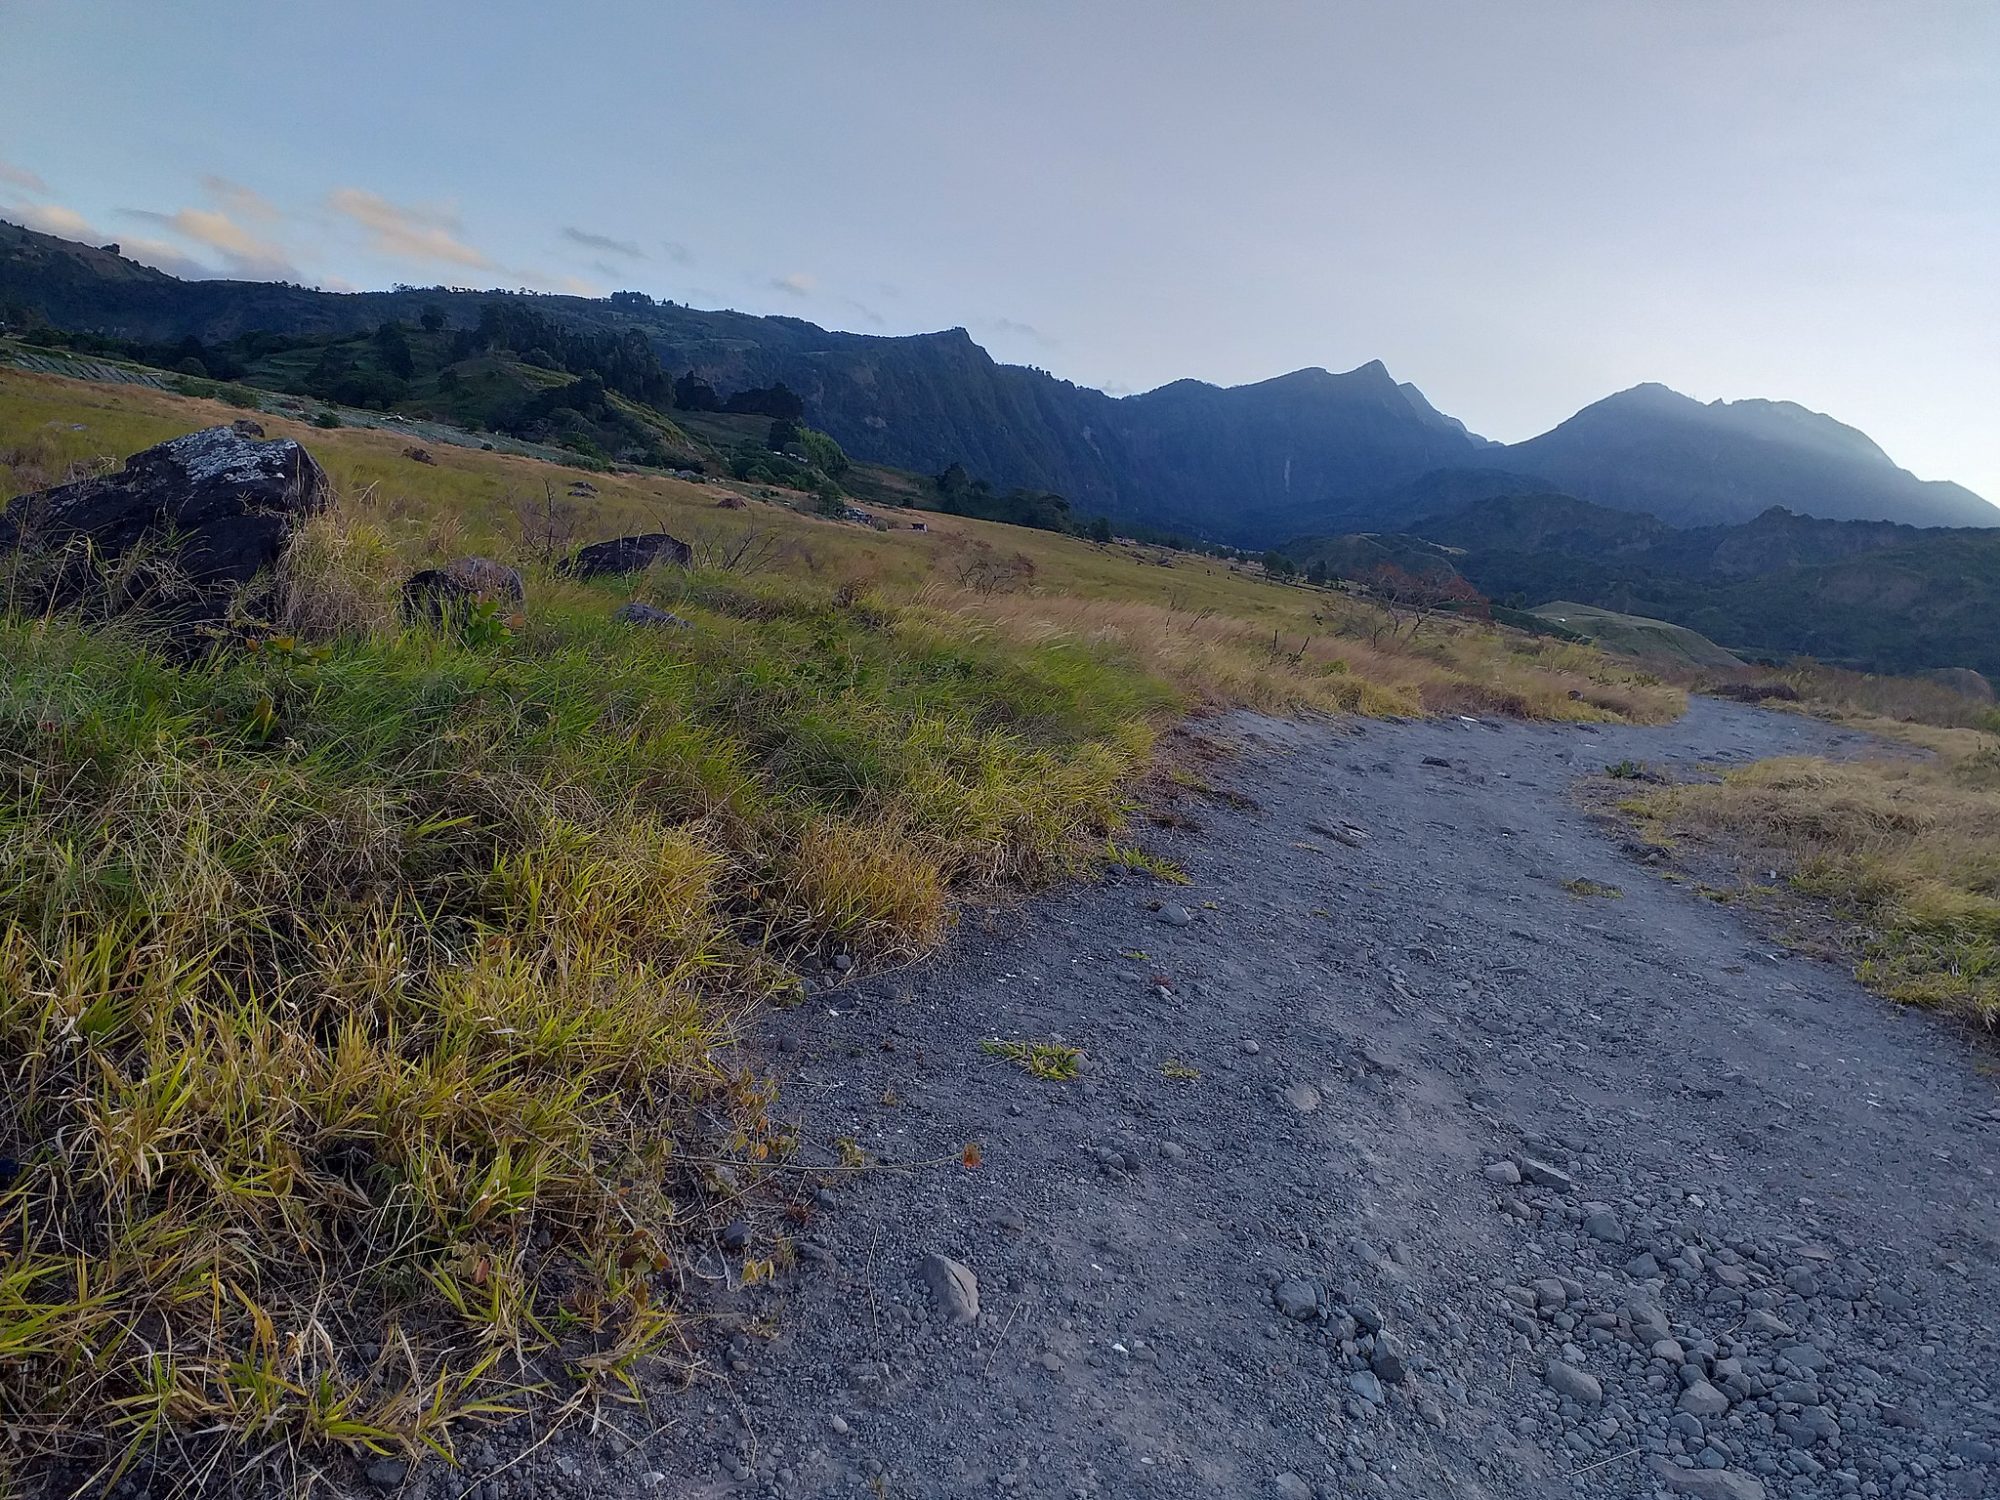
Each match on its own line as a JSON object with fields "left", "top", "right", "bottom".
{"left": 559, "top": 533, "right": 692, "bottom": 579}
{"left": 0, "top": 425, "right": 329, "bottom": 628}
{"left": 401, "top": 556, "right": 525, "bottom": 629}
{"left": 614, "top": 602, "right": 692, "bottom": 628}
{"left": 231, "top": 417, "right": 265, "bottom": 438}
{"left": 401, "top": 570, "right": 473, "bottom": 628}
{"left": 403, "top": 447, "right": 436, "bottom": 465}
{"left": 401, "top": 571, "right": 472, "bottom": 627}
{"left": 441, "top": 556, "right": 524, "bottom": 608}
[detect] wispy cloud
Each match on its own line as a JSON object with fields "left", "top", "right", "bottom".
{"left": 199, "top": 175, "right": 281, "bottom": 223}
{"left": 842, "top": 296, "right": 886, "bottom": 327}
{"left": 986, "top": 316, "right": 1055, "bottom": 348}
{"left": 328, "top": 187, "right": 493, "bottom": 270}
{"left": 769, "top": 271, "right": 816, "bottom": 297}
{"left": 662, "top": 240, "right": 693, "bottom": 266}
{"left": 120, "top": 234, "right": 214, "bottom": 279}
{"left": 563, "top": 225, "right": 643, "bottom": 258}
{"left": 0, "top": 157, "right": 48, "bottom": 193}
{"left": 10, "top": 200, "right": 97, "bottom": 240}
{"left": 125, "top": 206, "right": 297, "bottom": 279}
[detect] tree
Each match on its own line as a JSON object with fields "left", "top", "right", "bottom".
{"left": 1086, "top": 515, "right": 1114, "bottom": 543}
{"left": 723, "top": 381, "right": 805, "bottom": 420}
{"left": 767, "top": 417, "right": 800, "bottom": 452}
{"left": 1261, "top": 550, "right": 1298, "bottom": 578}
{"left": 673, "top": 371, "right": 721, "bottom": 411}
{"left": 797, "top": 427, "right": 849, "bottom": 476}
{"left": 934, "top": 461, "right": 970, "bottom": 501}
{"left": 1364, "top": 563, "right": 1488, "bottom": 639}
{"left": 1306, "top": 559, "right": 1329, "bottom": 586}
{"left": 419, "top": 304, "right": 447, "bottom": 332}
{"left": 374, "top": 321, "right": 415, "bottom": 379}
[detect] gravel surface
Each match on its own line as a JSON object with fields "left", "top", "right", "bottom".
{"left": 370, "top": 701, "right": 2000, "bottom": 1500}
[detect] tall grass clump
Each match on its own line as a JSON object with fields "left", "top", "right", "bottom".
{"left": 1626, "top": 735, "right": 2000, "bottom": 1028}
{"left": 0, "top": 574, "right": 1157, "bottom": 1487}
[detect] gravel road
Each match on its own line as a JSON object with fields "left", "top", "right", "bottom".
{"left": 448, "top": 700, "right": 2000, "bottom": 1500}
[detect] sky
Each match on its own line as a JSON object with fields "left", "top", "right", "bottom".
{"left": 2, "top": 1, "right": 1995, "bottom": 496}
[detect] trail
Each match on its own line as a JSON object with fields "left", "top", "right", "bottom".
{"left": 517, "top": 701, "right": 1997, "bottom": 1500}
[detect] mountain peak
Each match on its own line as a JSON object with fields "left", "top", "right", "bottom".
{"left": 1509, "top": 386, "right": 1994, "bottom": 527}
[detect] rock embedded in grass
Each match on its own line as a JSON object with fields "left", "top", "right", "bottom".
{"left": 559, "top": 531, "right": 693, "bottom": 578}
{"left": 614, "top": 601, "right": 693, "bottom": 628}
{"left": 0, "top": 424, "right": 329, "bottom": 633}
{"left": 443, "top": 554, "right": 524, "bottom": 605}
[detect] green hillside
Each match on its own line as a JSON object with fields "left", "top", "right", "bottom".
{"left": 1529, "top": 602, "right": 1745, "bottom": 669}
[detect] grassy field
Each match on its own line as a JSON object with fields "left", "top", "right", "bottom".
{"left": 0, "top": 367, "right": 1681, "bottom": 1490}
{"left": 1622, "top": 666, "right": 2000, "bottom": 1030}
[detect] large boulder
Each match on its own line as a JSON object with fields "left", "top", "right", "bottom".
{"left": 0, "top": 425, "right": 329, "bottom": 628}
{"left": 401, "top": 556, "right": 525, "bottom": 629}
{"left": 558, "top": 532, "right": 692, "bottom": 579}
{"left": 440, "top": 556, "right": 524, "bottom": 609}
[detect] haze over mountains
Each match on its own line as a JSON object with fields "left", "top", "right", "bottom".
{"left": 2, "top": 219, "right": 1994, "bottom": 546}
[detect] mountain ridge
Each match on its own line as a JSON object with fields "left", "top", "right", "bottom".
{"left": 2, "top": 219, "right": 1991, "bottom": 538}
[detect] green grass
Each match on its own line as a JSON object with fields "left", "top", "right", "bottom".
{"left": 1561, "top": 877, "right": 1624, "bottom": 899}
{"left": 1624, "top": 736, "right": 2000, "bottom": 1027}
{"left": 1532, "top": 601, "right": 1745, "bottom": 671}
{"left": 980, "top": 1038, "right": 1084, "bottom": 1080}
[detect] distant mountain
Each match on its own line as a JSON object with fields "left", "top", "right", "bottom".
{"left": 1489, "top": 384, "right": 1994, "bottom": 529}
{"left": 1102, "top": 363, "right": 1488, "bottom": 536}
{"left": 2, "top": 220, "right": 1992, "bottom": 540}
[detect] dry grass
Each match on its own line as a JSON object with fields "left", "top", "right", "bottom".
{"left": 1625, "top": 733, "right": 2000, "bottom": 1026}
{"left": 936, "top": 592, "right": 1682, "bottom": 725}
{"left": 1698, "top": 661, "right": 1998, "bottom": 732}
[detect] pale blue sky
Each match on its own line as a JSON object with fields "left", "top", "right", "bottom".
{"left": 2, "top": 1, "right": 1995, "bottom": 496}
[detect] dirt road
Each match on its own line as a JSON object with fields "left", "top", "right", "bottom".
{"left": 486, "top": 701, "right": 2000, "bottom": 1500}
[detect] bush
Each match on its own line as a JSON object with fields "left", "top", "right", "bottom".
{"left": 312, "top": 409, "right": 342, "bottom": 428}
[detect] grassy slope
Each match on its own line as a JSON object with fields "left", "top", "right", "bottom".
{"left": 1531, "top": 601, "right": 1745, "bottom": 671}
{"left": 0, "top": 368, "right": 1681, "bottom": 1490}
